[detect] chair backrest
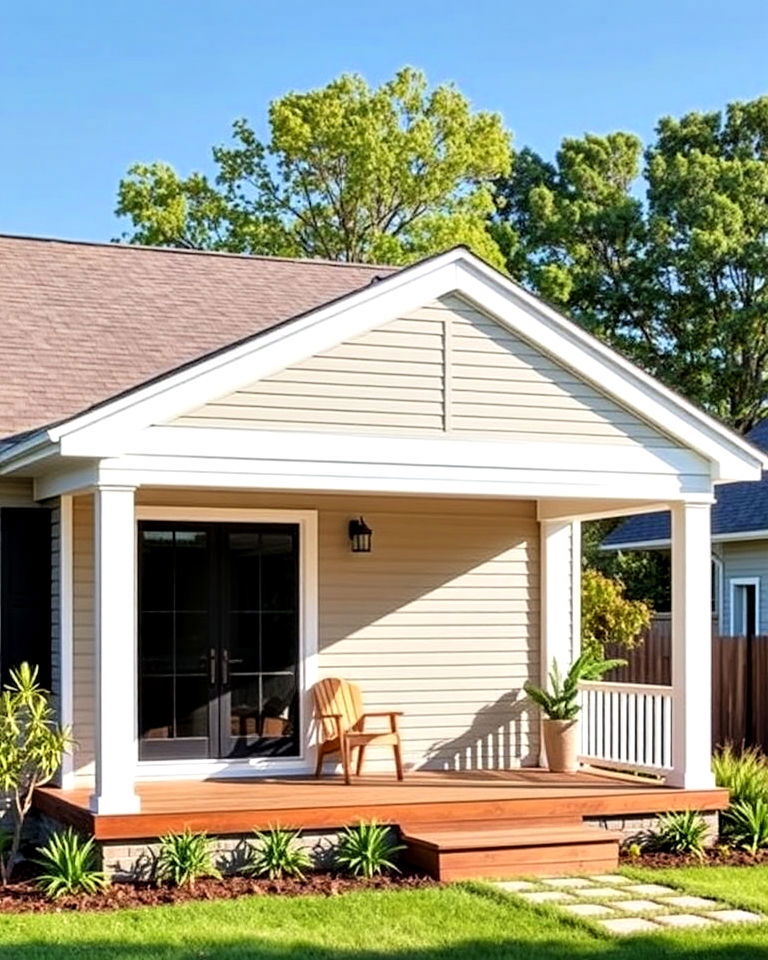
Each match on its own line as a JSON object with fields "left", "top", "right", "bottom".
{"left": 313, "top": 677, "right": 364, "bottom": 739}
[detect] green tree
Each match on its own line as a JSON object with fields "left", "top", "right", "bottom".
{"left": 117, "top": 68, "right": 511, "bottom": 267}
{"left": 581, "top": 568, "right": 652, "bottom": 657}
{"left": 494, "top": 95, "right": 768, "bottom": 431}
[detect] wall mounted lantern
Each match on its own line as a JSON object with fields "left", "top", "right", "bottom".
{"left": 348, "top": 517, "right": 373, "bottom": 553}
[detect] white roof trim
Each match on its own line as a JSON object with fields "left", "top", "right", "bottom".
{"left": 605, "top": 528, "right": 768, "bottom": 551}
{"left": 1, "top": 246, "right": 765, "bottom": 481}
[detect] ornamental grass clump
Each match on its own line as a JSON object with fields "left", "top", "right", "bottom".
{"left": 647, "top": 809, "right": 709, "bottom": 859}
{"left": 156, "top": 829, "right": 221, "bottom": 888}
{"left": 246, "top": 827, "right": 311, "bottom": 880}
{"left": 722, "top": 797, "right": 768, "bottom": 855}
{"left": 713, "top": 744, "right": 768, "bottom": 805}
{"left": 0, "top": 663, "right": 73, "bottom": 885}
{"left": 34, "top": 828, "right": 109, "bottom": 900}
{"left": 335, "top": 820, "right": 405, "bottom": 879}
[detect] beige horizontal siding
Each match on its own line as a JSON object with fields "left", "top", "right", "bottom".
{"left": 174, "top": 316, "right": 445, "bottom": 434}
{"left": 135, "top": 489, "right": 540, "bottom": 772}
{"left": 167, "top": 294, "right": 679, "bottom": 449}
{"left": 68, "top": 489, "right": 539, "bottom": 782}
{"left": 0, "top": 478, "right": 35, "bottom": 506}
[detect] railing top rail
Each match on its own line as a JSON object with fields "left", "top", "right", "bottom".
{"left": 578, "top": 680, "right": 673, "bottom": 697}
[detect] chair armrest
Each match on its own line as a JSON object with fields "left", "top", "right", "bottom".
{"left": 361, "top": 711, "right": 404, "bottom": 718}
{"left": 316, "top": 713, "right": 344, "bottom": 739}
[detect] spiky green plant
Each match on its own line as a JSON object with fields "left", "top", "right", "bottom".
{"left": 713, "top": 744, "right": 768, "bottom": 805}
{"left": 722, "top": 797, "right": 768, "bottom": 855}
{"left": 0, "top": 662, "right": 73, "bottom": 884}
{"left": 34, "top": 828, "right": 109, "bottom": 900}
{"left": 523, "top": 650, "right": 626, "bottom": 720}
{"left": 335, "top": 820, "right": 405, "bottom": 879}
{"left": 156, "top": 829, "right": 221, "bottom": 888}
{"left": 246, "top": 827, "right": 312, "bottom": 880}
{"left": 648, "top": 810, "right": 709, "bottom": 859}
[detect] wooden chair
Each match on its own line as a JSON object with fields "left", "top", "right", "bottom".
{"left": 312, "top": 677, "right": 404, "bottom": 784}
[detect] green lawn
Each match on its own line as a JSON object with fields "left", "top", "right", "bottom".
{"left": 1, "top": 872, "right": 768, "bottom": 960}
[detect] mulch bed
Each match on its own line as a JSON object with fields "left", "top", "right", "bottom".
{"left": 0, "top": 868, "right": 437, "bottom": 914}
{"left": 621, "top": 848, "right": 768, "bottom": 868}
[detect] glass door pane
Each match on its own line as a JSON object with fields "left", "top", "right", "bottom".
{"left": 221, "top": 526, "right": 300, "bottom": 757}
{"left": 138, "top": 524, "right": 214, "bottom": 760}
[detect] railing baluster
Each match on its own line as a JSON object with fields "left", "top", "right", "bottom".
{"left": 576, "top": 680, "right": 673, "bottom": 776}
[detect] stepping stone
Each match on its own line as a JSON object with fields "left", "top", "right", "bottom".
{"left": 541, "top": 877, "right": 596, "bottom": 888}
{"left": 573, "top": 886, "right": 628, "bottom": 899}
{"left": 563, "top": 902, "right": 617, "bottom": 917}
{"left": 494, "top": 880, "right": 537, "bottom": 892}
{"left": 665, "top": 895, "right": 721, "bottom": 910}
{"left": 592, "top": 874, "right": 631, "bottom": 884}
{"left": 656, "top": 914, "right": 716, "bottom": 928}
{"left": 598, "top": 917, "right": 660, "bottom": 935}
{"left": 706, "top": 909, "right": 764, "bottom": 924}
{"left": 625, "top": 883, "right": 677, "bottom": 896}
{"left": 615, "top": 899, "right": 667, "bottom": 913}
{"left": 520, "top": 890, "right": 575, "bottom": 903}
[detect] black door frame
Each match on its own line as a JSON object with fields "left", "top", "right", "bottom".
{"left": 137, "top": 519, "right": 301, "bottom": 762}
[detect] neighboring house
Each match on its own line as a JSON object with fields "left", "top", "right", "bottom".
{"left": 0, "top": 234, "right": 764, "bottom": 853}
{"left": 602, "top": 420, "right": 768, "bottom": 637}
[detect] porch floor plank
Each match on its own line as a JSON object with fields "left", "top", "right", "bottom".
{"left": 34, "top": 769, "right": 728, "bottom": 841}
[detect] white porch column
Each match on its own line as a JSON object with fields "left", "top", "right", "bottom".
{"left": 58, "top": 495, "right": 75, "bottom": 789}
{"left": 90, "top": 485, "right": 141, "bottom": 814}
{"left": 539, "top": 519, "right": 580, "bottom": 764}
{"left": 668, "top": 501, "right": 715, "bottom": 789}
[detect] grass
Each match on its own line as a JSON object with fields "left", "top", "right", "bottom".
{"left": 0, "top": 874, "right": 768, "bottom": 959}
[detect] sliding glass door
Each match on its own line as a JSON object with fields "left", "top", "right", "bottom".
{"left": 138, "top": 521, "right": 300, "bottom": 761}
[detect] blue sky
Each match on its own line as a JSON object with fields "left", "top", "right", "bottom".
{"left": 3, "top": 0, "right": 768, "bottom": 242}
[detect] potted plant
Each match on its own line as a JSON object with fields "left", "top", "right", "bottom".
{"left": 524, "top": 650, "right": 625, "bottom": 773}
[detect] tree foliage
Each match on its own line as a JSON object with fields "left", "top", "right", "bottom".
{"left": 581, "top": 567, "right": 652, "bottom": 656}
{"left": 495, "top": 95, "right": 768, "bottom": 430}
{"left": 117, "top": 68, "right": 511, "bottom": 267}
{"left": 581, "top": 518, "right": 671, "bottom": 611}
{"left": 0, "top": 663, "right": 72, "bottom": 885}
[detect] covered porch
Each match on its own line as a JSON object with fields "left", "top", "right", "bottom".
{"left": 46, "top": 478, "right": 718, "bottom": 816}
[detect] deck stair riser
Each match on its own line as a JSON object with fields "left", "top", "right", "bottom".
{"left": 401, "top": 820, "right": 622, "bottom": 881}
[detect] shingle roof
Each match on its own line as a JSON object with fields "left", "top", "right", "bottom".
{"left": 0, "top": 234, "right": 398, "bottom": 439}
{"left": 602, "top": 420, "right": 768, "bottom": 547}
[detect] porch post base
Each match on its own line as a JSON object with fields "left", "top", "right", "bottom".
{"left": 664, "top": 768, "right": 716, "bottom": 790}
{"left": 89, "top": 791, "right": 142, "bottom": 815}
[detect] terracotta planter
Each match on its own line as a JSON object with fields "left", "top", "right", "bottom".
{"left": 542, "top": 718, "right": 579, "bottom": 773}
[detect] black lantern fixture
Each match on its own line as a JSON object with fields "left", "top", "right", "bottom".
{"left": 348, "top": 517, "right": 373, "bottom": 553}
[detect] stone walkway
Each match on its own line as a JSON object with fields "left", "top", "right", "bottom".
{"left": 494, "top": 874, "right": 764, "bottom": 935}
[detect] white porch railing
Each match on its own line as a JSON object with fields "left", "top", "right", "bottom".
{"left": 578, "top": 681, "right": 674, "bottom": 775}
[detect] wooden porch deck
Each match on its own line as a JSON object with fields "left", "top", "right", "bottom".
{"left": 35, "top": 768, "right": 728, "bottom": 842}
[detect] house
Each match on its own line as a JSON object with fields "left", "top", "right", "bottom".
{"left": 1, "top": 234, "right": 763, "bottom": 876}
{"left": 602, "top": 420, "right": 768, "bottom": 636}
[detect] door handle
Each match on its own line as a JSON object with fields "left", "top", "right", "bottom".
{"left": 208, "top": 648, "right": 217, "bottom": 685}
{"left": 222, "top": 649, "right": 229, "bottom": 686}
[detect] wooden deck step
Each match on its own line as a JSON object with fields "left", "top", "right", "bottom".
{"left": 400, "top": 820, "right": 621, "bottom": 881}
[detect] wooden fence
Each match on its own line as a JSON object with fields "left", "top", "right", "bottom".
{"left": 604, "top": 616, "right": 768, "bottom": 753}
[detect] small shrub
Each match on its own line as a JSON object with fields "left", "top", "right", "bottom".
{"left": 713, "top": 744, "right": 768, "bottom": 805}
{"left": 647, "top": 810, "right": 708, "bottom": 858}
{"left": 624, "top": 841, "right": 643, "bottom": 860}
{"left": 246, "top": 827, "right": 311, "bottom": 880}
{"left": 156, "top": 829, "right": 221, "bottom": 888}
{"left": 722, "top": 797, "right": 768, "bottom": 855}
{"left": 335, "top": 820, "right": 405, "bottom": 879}
{"left": 0, "top": 663, "right": 73, "bottom": 884}
{"left": 34, "top": 829, "right": 109, "bottom": 900}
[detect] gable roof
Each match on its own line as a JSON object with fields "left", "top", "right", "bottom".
{"left": 0, "top": 234, "right": 396, "bottom": 439}
{"left": 1, "top": 240, "right": 766, "bottom": 488}
{"left": 602, "top": 420, "right": 768, "bottom": 548}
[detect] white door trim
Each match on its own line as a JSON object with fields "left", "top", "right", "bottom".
{"left": 729, "top": 576, "right": 760, "bottom": 637}
{"left": 134, "top": 505, "right": 319, "bottom": 781}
